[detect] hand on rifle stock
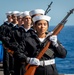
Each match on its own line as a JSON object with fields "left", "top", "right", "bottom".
{"left": 24, "top": 58, "right": 40, "bottom": 75}
{"left": 27, "top": 57, "right": 40, "bottom": 66}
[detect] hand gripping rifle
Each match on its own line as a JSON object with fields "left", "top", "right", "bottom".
{"left": 24, "top": 8, "right": 74, "bottom": 75}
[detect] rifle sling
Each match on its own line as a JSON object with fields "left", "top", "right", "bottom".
{"left": 40, "top": 39, "right": 54, "bottom": 58}
{"left": 45, "top": 48, "right": 54, "bottom": 57}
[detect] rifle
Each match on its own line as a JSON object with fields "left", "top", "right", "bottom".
{"left": 24, "top": 8, "right": 74, "bottom": 75}
{"left": 3, "top": 44, "right": 14, "bottom": 55}
{"left": 45, "top": 1, "right": 53, "bottom": 15}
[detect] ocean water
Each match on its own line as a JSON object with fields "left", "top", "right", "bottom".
{"left": 49, "top": 26, "right": 74, "bottom": 74}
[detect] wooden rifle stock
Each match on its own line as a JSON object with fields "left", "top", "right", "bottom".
{"left": 7, "top": 49, "right": 14, "bottom": 55}
{"left": 3, "top": 45, "right": 14, "bottom": 55}
{"left": 24, "top": 8, "right": 74, "bottom": 75}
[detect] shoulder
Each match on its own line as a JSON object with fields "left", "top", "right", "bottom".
{"left": 13, "top": 26, "right": 24, "bottom": 35}
{"left": 18, "top": 26, "right": 25, "bottom": 32}
{"left": 3, "top": 21, "right": 8, "bottom": 25}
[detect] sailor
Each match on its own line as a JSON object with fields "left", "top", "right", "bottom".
{"left": 0, "top": 11, "right": 13, "bottom": 36}
{"left": 0, "top": 11, "right": 13, "bottom": 75}
{"left": 15, "top": 12, "right": 24, "bottom": 28}
{"left": 14, "top": 15, "right": 67, "bottom": 75}
{"left": 8, "top": 11, "right": 19, "bottom": 75}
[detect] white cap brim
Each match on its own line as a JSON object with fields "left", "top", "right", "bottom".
{"left": 33, "top": 15, "right": 51, "bottom": 23}
{"left": 22, "top": 11, "right": 30, "bottom": 17}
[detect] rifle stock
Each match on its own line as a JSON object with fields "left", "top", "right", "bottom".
{"left": 24, "top": 8, "right": 74, "bottom": 75}
{"left": 25, "top": 41, "right": 50, "bottom": 75}
{"left": 3, "top": 45, "right": 14, "bottom": 55}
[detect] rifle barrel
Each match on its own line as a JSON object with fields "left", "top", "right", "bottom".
{"left": 45, "top": 1, "right": 53, "bottom": 15}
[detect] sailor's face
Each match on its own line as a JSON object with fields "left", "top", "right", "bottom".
{"left": 23, "top": 16, "right": 32, "bottom": 28}
{"left": 35, "top": 20, "right": 48, "bottom": 34}
{"left": 17, "top": 16, "right": 22, "bottom": 22}
{"left": 12, "top": 14, "right": 17, "bottom": 20}
{"left": 7, "top": 15, "right": 12, "bottom": 19}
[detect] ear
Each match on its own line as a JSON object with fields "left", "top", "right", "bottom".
{"left": 33, "top": 23, "right": 37, "bottom": 30}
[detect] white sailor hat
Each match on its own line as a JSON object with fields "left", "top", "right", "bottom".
{"left": 6, "top": 11, "right": 12, "bottom": 16}
{"left": 12, "top": 11, "right": 20, "bottom": 16}
{"left": 17, "top": 12, "right": 23, "bottom": 16}
{"left": 29, "top": 9, "right": 45, "bottom": 17}
{"left": 22, "top": 11, "right": 30, "bottom": 17}
{"left": 33, "top": 15, "right": 51, "bottom": 23}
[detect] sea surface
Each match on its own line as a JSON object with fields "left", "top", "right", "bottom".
{"left": 49, "top": 26, "right": 74, "bottom": 74}
{"left": 0, "top": 26, "right": 74, "bottom": 74}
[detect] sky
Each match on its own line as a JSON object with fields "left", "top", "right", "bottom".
{"left": 0, "top": 0, "right": 74, "bottom": 26}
